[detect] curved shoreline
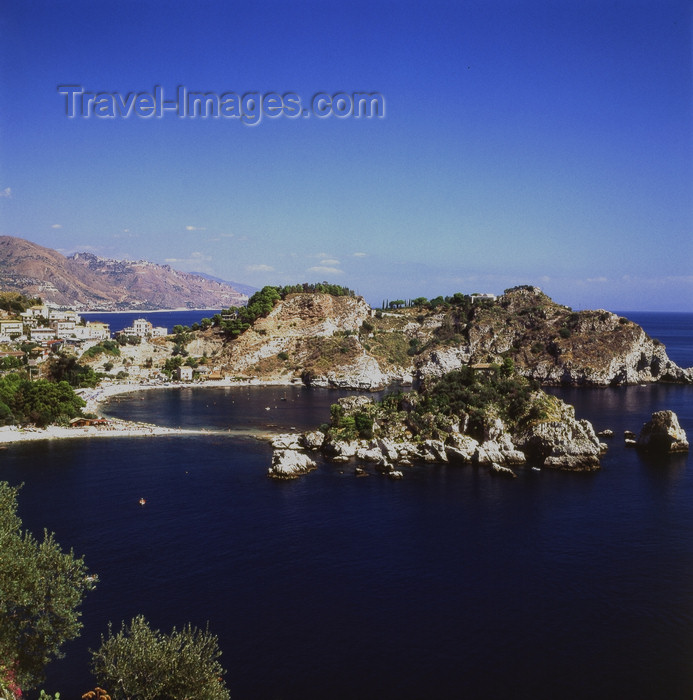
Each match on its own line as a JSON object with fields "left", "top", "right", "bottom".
{"left": 0, "top": 379, "right": 295, "bottom": 446}
{"left": 80, "top": 377, "right": 296, "bottom": 414}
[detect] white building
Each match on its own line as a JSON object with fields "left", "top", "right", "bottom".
{"left": 30, "top": 327, "right": 56, "bottom": 341}
{"left": 52, "top": 320, "right": 76, "bottom": 337}
{"left": 72, "top": 322, "right": 111, "bottom": 341}
{"left": 177, "top": 365, "right": 193, "bottom": 381}
{"left": 49, "top": 309, "right": 80, "bottom": 323}
{"left": 120, "top": 318, "right": 168, "bottom": 339}
{"left": 0, "top": 320, "right": 24, "bottom": 340}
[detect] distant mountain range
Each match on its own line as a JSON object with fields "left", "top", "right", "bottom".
{"left": 0, "top": 236, "right": 250, "bottom": 310}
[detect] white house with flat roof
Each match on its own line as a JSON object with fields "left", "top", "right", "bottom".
{"left": 120, "top": 318, "right": 167, "bottom": 339}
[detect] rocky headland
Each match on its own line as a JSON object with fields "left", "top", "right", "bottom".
{"left": 179, "top": 286, "right": 692, "bottom": 391}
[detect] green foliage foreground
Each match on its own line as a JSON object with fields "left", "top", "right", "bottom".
{"left": 0, "top": 482, "right": 95, "bottom": 693}
{"left": 0, "top": 483, "right": 231, "bottom": 699}
{"left": 91, "top": 615, "right": 230, "bottom": 700}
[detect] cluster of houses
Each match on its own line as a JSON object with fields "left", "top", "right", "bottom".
{"left": 0, "top": 304, "right": 111, "bottom": 344}
{"left": 0, "top": 304, "right": 170, "bottom": 345}
{"left": 0, "top": 304, "right": 173, "bottom": 369}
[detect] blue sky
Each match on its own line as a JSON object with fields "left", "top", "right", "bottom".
{"left": 0, "top": 0, "right": 690, "bottom": 311}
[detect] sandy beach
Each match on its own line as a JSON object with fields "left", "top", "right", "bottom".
{"left": 0, "top": 378, "right": 295, "bottom": 446}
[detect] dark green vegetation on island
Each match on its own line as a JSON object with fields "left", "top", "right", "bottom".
{"left": 325, "top": 360, "right": 549, "bottom": 444}
{"left": 417, "top": 360, "right": 547, "bottom": 437}
{"left": 0, "top": 482, "right": 231, "bottom": 700}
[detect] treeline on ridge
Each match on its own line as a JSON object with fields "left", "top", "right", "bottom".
{"left": 183, "top": 283, "right": 356, "bottom": 340}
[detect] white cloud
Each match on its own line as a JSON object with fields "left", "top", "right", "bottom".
{"left": 185, "top": 225, "right": 207, "bottom": 231}
{"left": 0, "top": 187, "right": 12, "bottom": 199}
{"left": 308, "top": 266, "right": 343, "bottom": 275}
{"left": 320, "top": 258, "right": 340, "bottom": 266}
{"left": 51, "top": 224, "right": 62, "bottom": 229}
{"left": 353, "top": 252, "right": 367, "bottom": 257}
{"left": 586, "top": 276, "right": 608, "bottom": 283}
{"left": 164, "top": 251, "right": 213, "bottom": 269}
{"left": 246, "top": 264, "right": 274, "bottom": 272}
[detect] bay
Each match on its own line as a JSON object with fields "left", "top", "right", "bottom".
{"left": 2, "top": 312, "right": 692, "bottom": 699}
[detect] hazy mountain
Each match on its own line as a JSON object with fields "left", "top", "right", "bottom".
{"left": 0, "top": 236, "right": 249, "bottom": 310}
{"left": 189, "top": 272, "right": 257, "bottom": 298}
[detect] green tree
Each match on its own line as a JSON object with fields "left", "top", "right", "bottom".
{"left": 0, "top": 482, "right": 95, "bottom": 692}
{"left": 90, "top": 615, "right": 230, "bottom": 700}
{"left": 48, "top": 355, "right": 100, "bottom": 388}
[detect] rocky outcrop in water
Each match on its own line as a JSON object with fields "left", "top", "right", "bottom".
{"left": 636, "top": 411, "right": 689, "bottom": 453}
{"left": 268, "top": 388, "right": 605, "bottom": 480}
{"left": 513, "top": 401, "right": 602, "bottom": 471}
{"left": 267, "top": 433, "right": 317, "bottom": 479}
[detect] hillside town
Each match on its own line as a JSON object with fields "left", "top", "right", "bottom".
{"left": 0, "top": 302, "right": 176, "bottom": 378}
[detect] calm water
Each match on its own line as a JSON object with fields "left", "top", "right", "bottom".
{"left": 81, "top": 309, "right": 222, "bottom": 333}
{"left": 616, "top": 311, "right": 693, "bottom": 369}
{"left": 2, "top": 313, "right": 692, "bottom": 699}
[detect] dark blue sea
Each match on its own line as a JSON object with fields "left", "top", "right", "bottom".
{"left": 2, "top": 313, "right": 692, "bottom": 700}
{"left": 81, "top": 309, "right": 222, "bottom": 333}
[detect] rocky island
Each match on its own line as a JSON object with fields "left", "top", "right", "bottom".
{"left": 268, "top": 363, "right": 607, "bottom": 480}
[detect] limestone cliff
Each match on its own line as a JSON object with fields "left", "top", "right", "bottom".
{"left": 182, "top": 287, "right": 691, "bottom": 388}
{"left": 213, "top": 293, "right": 402, "bottom": 389}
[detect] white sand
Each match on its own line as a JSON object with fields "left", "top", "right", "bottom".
{"left": 0, "top": 378, "right": 296, "bottom": 446}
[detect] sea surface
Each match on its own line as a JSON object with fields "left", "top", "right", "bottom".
{"left": 2, "top": 312, "right": 692, "bottom": 699}
{"left": 81, "top": 309, "right": 222, "bottom": 334}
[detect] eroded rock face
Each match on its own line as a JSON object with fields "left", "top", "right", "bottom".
{"left": 417, "top": 347, "right": 472, "bottom": 382}
{"left": 268, "top": 449, "right": 317, "bottom": 479}
{"left": 271, "top": 433, "right": 302, "bottom": 450}
{"left": 514, "top": 401, "right": 602, "bottom": 471}
{"left": 636, "top": 411, "right": 689, "bottom": 453}
{"left": 301, "top": 430, "right": 325, "bottom": 450}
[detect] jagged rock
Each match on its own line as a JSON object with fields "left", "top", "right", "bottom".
{"left": 337, "top": 396, "right": 374, "bottom": 412}
{"left": 625, "top": 439, "right": 637, "bottom": 448}
{"left": 636, "top": 410, "right": 689, "bottom": 453}
{"left": 271, "top": 433, "right": 302, "bottom": 450}
{"left": 355, "top": 466, "right": 369, "bottom": 477}
{"left": 445, "top": 434, "right": 479, "bottom": 463}
{"left": 323, "top": 439, "right": 360, "bottom": 462}
{"left": 597, "top": 429, "right": 614, "bottom": 438}
{"left": 416, "top": 346, "right": 472, "bottom": 381}
{"left": 356, "top": 446, "right": 388, "bottom": 465}
{"left": 388, "top": 470, "right": 404, "bottom": 480}
{"left": 377, "top": 438, "right": 402, "bottom": 462}
{"left": 301, "top": 430, "right": 325, "bottom": 450}
{"left": 268, "top": 449, "right": 316, "bottom": 479}
{"left": 515, "top": 400, "right": 601, "bottom": 471}
{"left": 624, "top": 430, "right": 636, "bottom": 440}
{"left": 421, "top": 439, "right": 448, "bottom": 462}
{"left": 490, "top": 462, "right": 517, "bottom": 478}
